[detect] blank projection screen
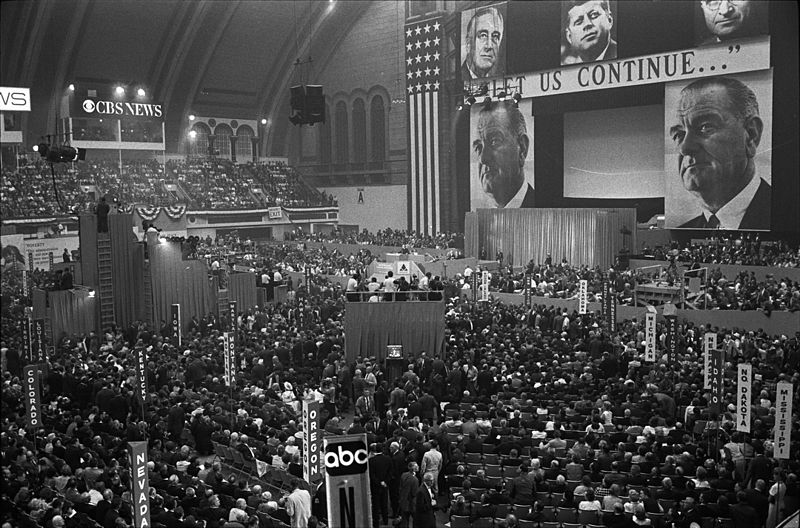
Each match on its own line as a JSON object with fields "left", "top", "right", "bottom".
{"left": 563, "top": 105, "right": 665, "bottom": 198}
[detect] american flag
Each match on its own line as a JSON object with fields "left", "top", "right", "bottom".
{"left": 405, "top": 17, "right": 442, "bottom": 235}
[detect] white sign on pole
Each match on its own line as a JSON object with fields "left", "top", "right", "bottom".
{"left": 774, "top": 382, "right": 793, "bottom": 459}
{"left": 703, "top": 332, "right": 717, "bottom": 389}
{"left": 578, "top": 280, "right": 588, "bottom": 314}
{"left": 736, "top": 363, "right": 752, "bottom": 433}
{"left": 645, "top": 311, "right": 657, "bottom": 362}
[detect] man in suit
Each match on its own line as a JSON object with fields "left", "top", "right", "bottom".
{"left": 669, "top": 76, "right": 770, "bottom": 230}
{"left": 398, "top": 462, "right": 420, "bottom": 528}
{"left": 415, "top": 472, "right": 438, "bottom": 528}
{"left": 474, "top": 101, "right": 534, "bottom": 209}
{"left": 562, "top": 1, "right": 617, "bottom": 64}
{"left": 699, "top": 0, "right": 764, "bottom": 45}
{"left": 461, "top": 6, "right": 504, "bottom": 80}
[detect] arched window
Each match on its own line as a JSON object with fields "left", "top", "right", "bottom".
{"left": 352, "top": 98, "right": 366, "bottom": 164}
{"left": 370, "top": 95, "right": 386, "bottom": 163}
{"left": 214, "top": 123, "right": 233, "bottom": 159}
{"left": 334, "top": 101, "right": 349, "bottom": 165}
{"left": 190, "top": 123, "right": 211, "bottom": 157}
{"left": 319, "top": 103, "right": 331, "bottom": 165}
{"left": 235, "top": 125, "right": 254, "bottom": 162}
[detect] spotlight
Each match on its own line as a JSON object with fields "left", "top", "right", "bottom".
{"left": 88, "top": 290, "right": 96, "bottom": 298}
{"left": 33, "top": 144, "right": 40, "bottom": 152}
{"left": 115, "top": 86, "right": 125, "bottom": 96}
{"left": 260, "top": 118, "right": 268, "bottom": 125}
{"left": 188, "top": 114, "right": 196, "bottom": 121}
{"left": 137, "top": 88, "right": 146, "bottom": 97}
{"left": 188, "top": 130, "right": 197, "bottom": 139}
{"left": 68, "top": 84, "right": 75, "bottom": 91}
{"left": 457, "top": 105, "right": 463, "bottom": 111}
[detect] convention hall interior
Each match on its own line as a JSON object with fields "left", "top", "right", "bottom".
{"left": 1, "top": 1, "right": 798, "bottom": 528}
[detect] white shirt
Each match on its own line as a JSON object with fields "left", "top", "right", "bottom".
{"left": 698, "top": 175, "right": 762, "bottom": 229}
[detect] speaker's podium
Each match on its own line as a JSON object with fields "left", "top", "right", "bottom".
{"left": 385, "top": 345, "right": 405, "bottom": 381}
{"left": 343, "top": 292, "right": 446, "bottom": 364}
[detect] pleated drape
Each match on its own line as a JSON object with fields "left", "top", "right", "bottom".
{"left": 109, "top": 215, "right": 144, "bottom": 327}
{"left": 343, "top": 302, "right": 446, "bottom": 363}
{"left": 228, "top": 273, "right": 257, "bottom": 311}
{"left": 49, "top": 290, "right": 96, "bottom": 343}
{"left": 78, "top": 214, "right": 98, "bottom": 288}
{"left": 149, "top": 241, "right": 216, "bottom": 331}
{"left": 465, "top": 208, "right": 636, "bottom": 268}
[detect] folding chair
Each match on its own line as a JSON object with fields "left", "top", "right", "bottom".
{"left": 471, "top": 517, "right": 493, "bottom": 528}
{"left": 578, "top": 509, "right": 600, "bottom": 525}
{"left": 483, "top": 453, "right": 499, "bottom": 465}
{"left": 557, "top": 506, "right": 578, "bottom": 523}
{"left": 450, "top": 515, "right": 471, "bottom": 528}
{"left": 484, "top": 464, "right": 503, "bottom": 478}
{"left": 466, "top": 452, "right": 483, "bottom": 464}
{"left": 518, "top": 520, "right": 538, "bottom": 528}
{"left": 495, "top": 503, "right": 510, "bottom": 517}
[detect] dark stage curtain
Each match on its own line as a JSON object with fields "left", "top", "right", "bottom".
{"left": 109, "top": 215, "right": 144, "bottom": 327}
{"left": 149, "top": 241, "right": 216, "bottom": 331}
{"left": 49, "top": 290, "right": 96, "bottom": 343}
{"left": 228, "top": 272, "right": 257, "bottom": 311}
{"left": 78, "top": 214, "right": 98, "bottom": 288}
{"left": 344, "top": 302, "right": 445, "bottom": 363}
{"left": 465, "top": 208, "right": 637, "bottom": 268}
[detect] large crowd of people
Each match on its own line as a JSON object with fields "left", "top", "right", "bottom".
{"left": 288, "top": 228, "right": 463, "bottom": 251}
{"left": 0, "top": 159, "right": 336, "bottom": 219}
{"left": 2, "top": 236, "right": 798, "bottom": 528}
{"left": 641, "top": 238, "right": 800, "bottom": 269}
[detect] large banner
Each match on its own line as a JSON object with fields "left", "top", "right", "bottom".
{"left": 708, "top": 349, "right": 724, "bottom": 414}
{"left": 578, "top": 279, "right": 588, "bottom": 314}
{"left": 170, "top": 304, "right": 181, "bottom": 346}
{"left": 1, "top": 235, "right": 80, "bottom": 271}
{"left": 480, "top": 270, "right": 489, "bottom": 302}
{"left": 736, "top": 363, "right": 752, "bottom": 433}
{"left": 129, "top": 441, "right": 152, "bottom": 528}
{"left": 134, "top": 346, "right": 148, "bottom": 406}
{"left": 473, "top": 36, "right": 769, "bottom": 100}
{"left": 405, "top": 15, "right": 444, "bottom": 234}
{"left": 325, "top": 434, "right": 372, "bottom": 528}
{"left": 774, "top": 382, "right": 793, "bottom": 459}
{"left": 461, "top": 3, "right": 507, "bottom": 94}
{"left": 303, "top": 400, "right": 323, "bottom": 484}
{"left": 24, "top": 365, "right": 42, "bottom": 430}
{"left": 664, "top": 68, "right": 773, "bottom": 230}
{"left": 704, "top": 332, "right": 718, "bottom": 389}
{"left": 644, "top": 311, "right": 657, "bottom": 362}
{"left": 469, "top": 98, "right": 534, "bottom": 211}
{"left": 560, "top": 0, "right": 618, "bottom": 66}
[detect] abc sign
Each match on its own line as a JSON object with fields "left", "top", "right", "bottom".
{"left": 324, "top": 441, "right": 368, "bottom": 476}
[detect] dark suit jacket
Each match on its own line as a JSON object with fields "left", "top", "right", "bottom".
{"left": 399, "top": 472, "right": 419, "bottom": 514}
{"left": 415, "top": 484, "right": 437, "bottom": 528}
{"left": 520, "top": 184, "right": 535, "bottom": 208}
{"left": 678, "top": 179, "right": 771, "bottom": 230}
